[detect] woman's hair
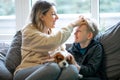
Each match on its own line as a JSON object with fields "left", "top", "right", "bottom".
{"left": 30, "top": 0, "right": 55, "bottom": 32}
{"left": 80, "top": 18, "right": 99, "bottom": 38}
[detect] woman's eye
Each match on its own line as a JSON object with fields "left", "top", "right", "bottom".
{"left": 52, "top": 12, "right": 57, "bottom": 15}
{"left": 52, "top": 13, "right": 56, "bottom": 15}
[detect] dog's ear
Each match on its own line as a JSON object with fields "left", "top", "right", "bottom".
{"left": 54, "top": 52, "right": 61, "bottom": 58}
{"left": 54, "top": 52, "right": 61, "bottom": 63}
{"left": 54, "top": 52, "right": 64, "bottom": 63}
{"left": 66, "top": 56, "right": 72, "bottom": 64}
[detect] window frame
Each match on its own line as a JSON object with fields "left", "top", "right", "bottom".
{"left": 0, "top": 0, "right": 99, "bottom": 42}
{"left": 15, "top": 0, "right": 99, "bottom": 30}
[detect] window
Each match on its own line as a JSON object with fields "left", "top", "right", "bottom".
{"left": 99, "top": 0, "right": 120, "bottom": 31}
{"left": 0, "top": 0, "right": 15, "bottom": 42}
{"left": 1, "top": 0, "right": 120, "bottom": 43}
{"left": 0, "top": 0, "right": 30, "bottom": 42}
{"left": 31, "top": 0, "right": 91, "bottom": 43}
{"left": 55, "top": 0, "right": 90, "bottom": 14}
{"left": 0, "top": 0, "right": 15, "bottom": 16}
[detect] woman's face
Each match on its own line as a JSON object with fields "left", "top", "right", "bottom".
{"left": 42, "top": 6, "right": 58, "bottom": 29}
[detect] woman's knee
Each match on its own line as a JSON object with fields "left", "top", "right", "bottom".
{"left": 68, "top": 65, "right": 79, "bottom": 76}
{"left": 46, "top": 63, "right": 61, "bottom": 74}
{"left": 58, "top": 65, "right": 79, "bottom": 80}
{"left": 67, "top": 65, "right": 80, "bottom": 79}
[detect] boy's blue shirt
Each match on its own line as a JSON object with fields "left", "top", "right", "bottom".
{"left": 77, "top": 44, "right": 87, "bottom": 55}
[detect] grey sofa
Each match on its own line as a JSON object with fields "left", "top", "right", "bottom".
{"left": 0, "top": 21, "right": 120, "bottom": 80}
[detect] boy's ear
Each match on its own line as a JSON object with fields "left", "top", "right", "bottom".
{"left": 88, "top": 32, "right": 93, "bottom": 39}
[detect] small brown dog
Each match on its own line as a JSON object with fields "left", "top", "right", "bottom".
{"left": 53, "top": 50, "right": 83, "bottom": 79}
{"left": 41, "top": 50, "right": 83, "bottom": 79}
{"left": 53, "top": 51, "right": 71, "bottom": 68}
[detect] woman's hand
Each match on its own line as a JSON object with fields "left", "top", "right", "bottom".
{"left": 69, "top": 15, "right": 85, "bottom": 27}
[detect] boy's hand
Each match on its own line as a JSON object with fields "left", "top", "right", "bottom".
{"left": 66, "top": 53, "right": 76, "bottom": 64}
{"left": 66, "top": 53, "right": 81, "bottom": 70}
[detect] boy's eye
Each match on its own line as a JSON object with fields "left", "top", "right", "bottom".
{"left": 77, "top": 30, "right": 81, "bottom": 32}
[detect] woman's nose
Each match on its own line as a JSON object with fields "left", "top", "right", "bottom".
{"left": 55, "top": 14, "right": 59, "bottom": 20}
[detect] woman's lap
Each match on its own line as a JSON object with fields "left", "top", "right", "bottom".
{"left": 13, "top": 63, "right": 60, "bottom": 80}
{"left": 13, "top": 63, "right": 79, "bottom": 80}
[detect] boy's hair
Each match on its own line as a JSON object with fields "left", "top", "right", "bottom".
{"left": 80, "top": 18, "right": 99, "bottom": 38}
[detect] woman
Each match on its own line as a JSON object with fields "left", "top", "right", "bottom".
{"left": 13, "top": 0, "right": 82, "bottom": 80}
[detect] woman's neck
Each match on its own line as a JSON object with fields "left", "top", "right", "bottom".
{"left": 43, "top": 27, "right": 50, "bottom": 34}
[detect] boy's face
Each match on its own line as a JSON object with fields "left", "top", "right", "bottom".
{"left": 74, "top": 25, "right": 91, "bottom": 43}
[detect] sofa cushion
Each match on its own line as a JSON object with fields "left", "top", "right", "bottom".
{"left": 0, "top": 42, "right": 9, "bottom": 57}
{"left": 0, "top": 49, "right": 7, "bottom": 62}
{"left": 0, "top": 42, "right": 13, "bottom": 80}
{"left": 5, "top": 31, "right": 22, "bottom": 74}
{"left": 99, "top": 21, "right": 120, "bottom": 79}
{"left": 0, "top": 60, "right": 13, "bottom": 80}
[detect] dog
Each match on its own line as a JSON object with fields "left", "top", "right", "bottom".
{"left": 41, "top": 49, "right": 83, "bottom": 79}
{"left": 53, "top": 50, "right": 83, "bottom": 79}
{"left": 53, "top": 50, "right": 70, "bottom": 68}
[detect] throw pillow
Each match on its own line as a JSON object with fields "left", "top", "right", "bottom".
{"left": 99, "top": 21, "right": 120, "bottom": 79}
{"left": 5, "top": 30, "right": 22, "bottom": 74}
{"left": 0, "top": 42, "right": 13, "bottom": 80}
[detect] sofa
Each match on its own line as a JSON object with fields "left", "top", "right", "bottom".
{"left": 0, "top": 21, "right": 120, "bottom": 80}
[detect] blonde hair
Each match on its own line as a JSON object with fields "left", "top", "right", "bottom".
{"left": 80, "top": 18, "right": 99, "bottom": 38}
{"left": 29, "top": 0, "right": 55, "bottom": 33}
